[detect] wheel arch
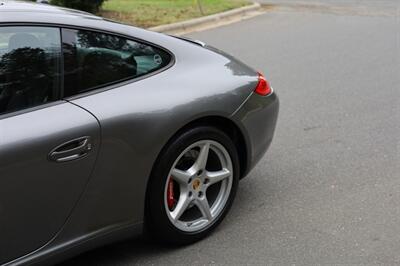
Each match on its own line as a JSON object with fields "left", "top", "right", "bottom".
{"left": 143, "top": 115, "right": 248, "bottom": 235}
{"left": 163, "top": 115, "right": 248, "bottom": 178}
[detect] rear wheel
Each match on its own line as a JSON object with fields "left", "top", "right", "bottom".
{"left": 146, "top": 126, "right": 239, "bottom": 244}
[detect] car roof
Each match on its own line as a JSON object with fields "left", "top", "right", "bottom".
{"left": 0, "top": 0, "right": 103, "bottom": 22}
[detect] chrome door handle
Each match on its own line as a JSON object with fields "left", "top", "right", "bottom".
{"left": 49, "top": 137, "right": 92, "bottom": 163}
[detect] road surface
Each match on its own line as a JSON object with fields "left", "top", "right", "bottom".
{"left": 61, "top": 0, "right": 399, "bottom": 264}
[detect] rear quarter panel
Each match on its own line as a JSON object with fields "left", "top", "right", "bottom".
{"left": 55, "top": 31, "right": 259, "bottom": 242}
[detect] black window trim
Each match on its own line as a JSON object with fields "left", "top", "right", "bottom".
{"left": 58, "top": 26, "right": 175, "bottom": 100}
{"left": 0, "top": 22, "right": 175, "bottom": 118}
{"left": 61, "top": 28, "right": 174, "bottom": 99}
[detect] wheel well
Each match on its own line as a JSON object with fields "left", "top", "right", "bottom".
{"left": 170, "top": 116, "right": 248, "bottom": 179}
{"left": 144, "top": 116, "right": 248, "bottom": 230}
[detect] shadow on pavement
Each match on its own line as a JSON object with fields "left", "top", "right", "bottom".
{"left": 58, "top": 236, "right": 175, "bottom": 265}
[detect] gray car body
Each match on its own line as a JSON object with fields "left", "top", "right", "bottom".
{"left": 0, "top": 2, "right": 279, "bottom": 265}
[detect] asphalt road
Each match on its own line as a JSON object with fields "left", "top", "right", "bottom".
{"left": 62, "top": 1, "right": 399, "bottom": 264}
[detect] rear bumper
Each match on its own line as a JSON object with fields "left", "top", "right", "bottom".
{"left": 231, "top": 90, "right": 279, "bottom": 178}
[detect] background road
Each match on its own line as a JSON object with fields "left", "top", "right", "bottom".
{"left": 62, "top": 0, "right": 399, "bottom": 264}
{"left": 258, "top": 0, "right": 399, "bottom": 8}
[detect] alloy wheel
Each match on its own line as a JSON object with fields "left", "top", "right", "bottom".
{"left": 164, "top": 140, "right": 233, "bottom": 232}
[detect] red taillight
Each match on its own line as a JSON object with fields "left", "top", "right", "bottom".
{"left": 254, "top": 72, "right": 272, "bottom": 96}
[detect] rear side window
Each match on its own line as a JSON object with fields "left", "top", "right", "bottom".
{"left": 62, "top": 29, "right": 172, "bottom": 97}
{"left": 0, "top": 27, "right": 61, "bottom": 115}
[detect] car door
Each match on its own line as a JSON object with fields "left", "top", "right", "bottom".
{"left": 0, "top": 26, "right": 100, "bottom": 264}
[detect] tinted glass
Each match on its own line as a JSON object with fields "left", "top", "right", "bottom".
{"left": 0, "top": 27, "right": 61, "bottom": 115}
{"left": 62, "top": 29, "right": 172, "bottom": 97}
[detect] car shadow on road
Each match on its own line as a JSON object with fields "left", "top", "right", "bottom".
{"left": 58, "top": 236, "right": 176, "bottom": 265}
{"left": 59, "top": 167, "right": 276, "bottom": 265}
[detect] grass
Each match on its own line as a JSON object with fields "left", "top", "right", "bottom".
{"left": 100, "top": 0, "right": 250, "bottom": 28}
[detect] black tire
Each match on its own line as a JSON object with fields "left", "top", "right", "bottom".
{"left": 145, "top": 126, "right": 240, "bottom": 245}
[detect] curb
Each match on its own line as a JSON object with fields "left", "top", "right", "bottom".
{"left": 149, "top": 2, "right": 261, "bottom": 34}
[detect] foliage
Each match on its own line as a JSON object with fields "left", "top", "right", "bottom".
{"left": 50, "top": 0, "right": 107, "bottom": 13}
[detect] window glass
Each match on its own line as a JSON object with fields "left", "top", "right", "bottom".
{"left": 0, "top": 27, "right": 61, "bottom": 115}
{"left": 62, "top": 29, "right": 172, "bottom": 97}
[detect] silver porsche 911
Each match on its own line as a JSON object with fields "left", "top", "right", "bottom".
{"left": 0, "top": 1, "right": 279, "bottom": 265}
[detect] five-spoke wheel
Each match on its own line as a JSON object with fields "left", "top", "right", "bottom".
{"left": 165, "top": 140, "right": 233, "bottom": 232}
{"left": 146, "top": 126, "right": 239, "bottom": 244}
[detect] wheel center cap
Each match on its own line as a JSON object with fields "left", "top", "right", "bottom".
{"left": 192, "top": 178, "right": 202, "bottom": 191}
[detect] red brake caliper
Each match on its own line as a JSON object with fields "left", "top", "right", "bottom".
{"left": 167, "top": 177, "right": 175, "bottom": 210}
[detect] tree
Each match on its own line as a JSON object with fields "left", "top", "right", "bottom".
{"left": 50, "top": 0, "right": 107, "bottom": 13}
